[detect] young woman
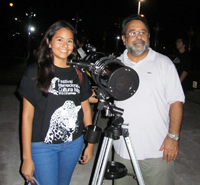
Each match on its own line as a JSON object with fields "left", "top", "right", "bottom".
{"left": 18, "top": 21, "right": 94, "bottom": 185}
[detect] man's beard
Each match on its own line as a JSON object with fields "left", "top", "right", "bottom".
{"left": 126, "top": 39, "right": 150, "bottom": 56}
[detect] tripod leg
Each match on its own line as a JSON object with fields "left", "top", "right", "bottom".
{"left": 91, "top": 136, "right": 113, "bottom": 185}
{"left": 123, "top": 132, "right": 145, "bottom": 185}
{"left": 97, "top": 138, "right": 113, "bottom": 185}
{"left": 92, "top": 136, "right": 109, "bottom": 185}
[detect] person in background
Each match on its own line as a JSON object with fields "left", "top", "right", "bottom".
{"left": 76, "top": 34, "right": 89, "bottom": 60}
{"left": 174, "top": 37, "right": 191, "bottom": 91}
{"left": 18, "top": 20, "right": 93, "bottom": 185}
{"left": 112, "top": 15, "right": 185, "bottom": 185}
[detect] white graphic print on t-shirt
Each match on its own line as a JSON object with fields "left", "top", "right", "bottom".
{"left": 44, "top": 100, "right": 81, "bottom": 143}
{"left": 48, "top": 77, "right": 80, "bottom": 95}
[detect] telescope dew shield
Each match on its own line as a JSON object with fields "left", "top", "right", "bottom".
{"left": 92, "top": 56, "right": 139, "bottom": 100}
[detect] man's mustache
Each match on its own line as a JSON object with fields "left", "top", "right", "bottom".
{"left": 132, "top": 40, "right": 145, "bottom": 45}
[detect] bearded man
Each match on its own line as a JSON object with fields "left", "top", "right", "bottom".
{"left": 112, "top": 15, "right": 185, "bottom": 185}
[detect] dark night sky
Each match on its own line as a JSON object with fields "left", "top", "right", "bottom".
{"left": 1, "top": 0, "right": 200, "bottom": 55}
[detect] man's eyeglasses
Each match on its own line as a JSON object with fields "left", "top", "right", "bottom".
{"left": 126, "top": 31, "right": 148, "bottom": 37}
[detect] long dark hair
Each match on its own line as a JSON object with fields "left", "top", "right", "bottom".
{"left": 36, "top": 21, "right": 76, "bottom": 96}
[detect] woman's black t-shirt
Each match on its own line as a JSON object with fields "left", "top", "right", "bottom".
{"left": 18, "top": 63, "right": 92, "bottom": 144}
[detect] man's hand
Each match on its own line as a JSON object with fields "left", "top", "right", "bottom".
{"left": 159, "top": 136, "right": 178, "bottom": 163}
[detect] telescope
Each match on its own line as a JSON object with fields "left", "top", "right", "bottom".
{"left": 67, "top": 49, "right": 139, "bottom": 101}
{"left": 67, "top": 47, "right": 140, "bottom": 143}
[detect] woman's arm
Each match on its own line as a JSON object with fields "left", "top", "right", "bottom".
{"left": 21, "top": 98, "right": 35, "bottom": 183}
{"left": 88, "top": 89, "right": 98, "bottom": 104}
{"left": 80, "top": 99, "right": 94, "bottom": 164}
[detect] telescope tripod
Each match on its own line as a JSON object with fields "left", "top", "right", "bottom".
{"left": 91, "top": 118, "right": 145, "bottom": 185}
{"left": 85, "top": 88, "right": 144, "bottom": 185}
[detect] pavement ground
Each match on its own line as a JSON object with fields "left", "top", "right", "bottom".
{"left": 0, "top": 85, "right": 200, "bottom": 185}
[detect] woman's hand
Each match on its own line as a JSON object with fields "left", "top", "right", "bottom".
{"left": 79, "top": 144, "right": 94, "bottom": 164}
{"left": 21, "top": 158, "right": 35, "bottom": 183}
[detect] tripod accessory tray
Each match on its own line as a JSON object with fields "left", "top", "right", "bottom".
{"left": 104, "top": 161, "right": 127, "bottom": 179}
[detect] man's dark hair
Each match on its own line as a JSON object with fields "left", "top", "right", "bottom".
{"left": 122, "top": 14, "right": 150, "bottom": 36}
{"left": 177, "top": 37, "right": 187, "bottom": 46}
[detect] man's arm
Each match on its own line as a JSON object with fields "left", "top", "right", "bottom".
{"left": 180, "top": 71, "right": 188, "bottom": 83}
{"left": 159, "top": 101, "right": 183, "bottom": 163}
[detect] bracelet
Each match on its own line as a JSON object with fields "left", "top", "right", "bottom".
{"left": 167, "top": 133, "right": 179, "bottom": 141}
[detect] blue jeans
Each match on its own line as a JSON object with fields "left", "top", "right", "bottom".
{"left": 31, "top": 135, "right": 84, "bottom": 185}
